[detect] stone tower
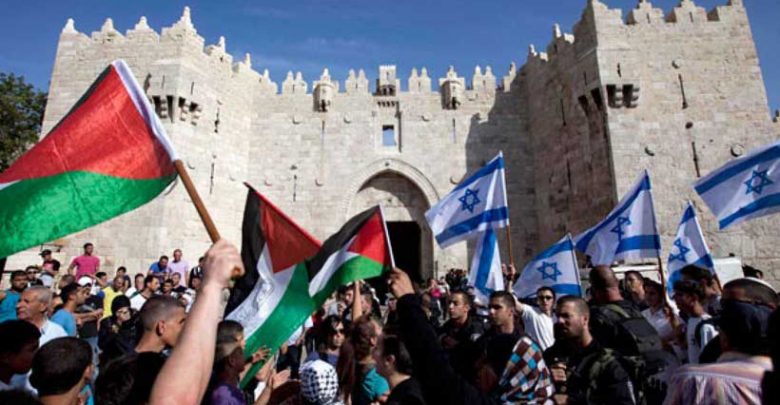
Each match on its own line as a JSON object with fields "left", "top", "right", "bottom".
{"left": 10, "top": 0, "right": 780, "bottom": 285}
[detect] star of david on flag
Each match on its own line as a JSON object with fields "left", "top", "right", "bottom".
{"left": 666, "top": 202, "right": 714, "bottom": 296}
{"left": 694, "top": 140, "right": 780, "bottom": 229}
{"left": 469, "top": 228, "right": 504, "bottom": 304}
{"left": 514, "top": 234, "right": 582, "bottom": 299}
{"left": 574, "top": 170, "right": 661, "bottom": 266}
{"left": 425, "top": 152, "right": 509, "bottom": 248}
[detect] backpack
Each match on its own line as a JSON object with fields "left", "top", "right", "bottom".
{"left": 572, "top": 348, "right": 640, "bottom": 405}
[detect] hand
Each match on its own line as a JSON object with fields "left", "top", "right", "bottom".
{"left": 249, "top": 347, "right": 270, "bottom": 365}
{"left": 550, "top": 363, "right": 567, "bottom": 384}
{"left": 202, "top": 239, "right": 244, "bottom": 289}
{"left": 270, "top": 369, "right": 291, "bottom": 389}
{"left": 387, "top": 268, "right": 414, "bottom": 299}
{"left": 255, "top": 357, "right": 275, "bottom": 382}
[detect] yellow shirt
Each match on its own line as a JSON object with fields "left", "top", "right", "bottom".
{"left": 102, "top": 287, "right": 124, "bottom": 318}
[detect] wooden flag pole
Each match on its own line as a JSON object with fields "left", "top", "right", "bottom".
{"left": 174, "top": 160, "right": 243, "bottom": 278}
{"left": 656, "top": 255, "right": 669, "bottom": 305}
{"left": 505, "top": 225, "right": 515, "bottom": 291}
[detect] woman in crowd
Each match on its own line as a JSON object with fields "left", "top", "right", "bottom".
{"left": 98, "top": 295, "right": 137, "bottom": 365}
{"left": 305, "top": 315, "right": 345, "bottom": 367}
{"left": 340, "top": 315, "right": 389, "bottom": 405}
{"left": 373, "top": 334, "right": 426, "bottom": 405}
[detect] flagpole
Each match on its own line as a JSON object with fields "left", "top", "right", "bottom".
{"left": 505, "top": 225, "right": 515, "bottom": 291}
{"left": 656, "top": 255, "right": 669, "bottom": 305}
{"left": 174, "top": 160, "right": 243, "bottom": 279}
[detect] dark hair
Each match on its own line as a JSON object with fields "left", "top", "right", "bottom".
{"left": 60, "top": 274, "right": 75, "bottom": 285}
{"left": 643, "top": 279, "right": 664, "bottom": 296}
{"left": 159, "top": 255, "right": 169, "bottom": 262}
{"left": 673, "top": 279, "right": 706, "bottom": 301}
{"left": 135, "top": 273, "right": 145, "bottom": 280}
{"left": 589, "top": 266, "right": 619, "bottom": 290}
{"left": 30, "top": 337, "right": 92, "bottom": 396}
{"left": 10, "top": 270, "right": 27, "bottom": 280}
{"left": 60, "top": 283, "right": 80, "bottom": 303}
{"left": 96, "top": 271, "right": 107, "bottom": 279}
{"left": 489, "top": 291, "right": 515, "bottom": 309}
{"left": 0, "top": 320, "right": 41, "bottom": 354}
{"left": 379, "top": 335, "right": 413, "bottom": 375}
{"left": 451, "top": 290, "right": 472, "bottom": 307}
{"left": 217, "top": 320, "right": 243, "bottom": 344}
{"left": 83, "top": 243, "right": 93, "bottom": 249}
{"left": 624, "top": 270, "right": 643, "bottom": 281}
{"left": 139, "top": 296, "right": 185, "bottom": 331}
{"left": 116, "top": 266, "right": 127, "bottom": 273}
{"left": 316, "top": 315, "right": 343, "bottom": 352}
{"left": 719, "top": 300, "right": 773, "bottom": 355}
{"left": 742, "top": 265, "right": 764, "bottom": 279}
{"left": 350, "top": 315, "right": 378, "bottom": 361}
{"left": 111, "top": 295, "right": 132, "bottom": 314}
{"left": 557, "top": 296, "right": 590, "bottom": 317}
{"left": 537, "top": 286, "right": 556, "bottom": 299}
{"left": 680, "top": 265, "right": 715, "bottom": 285}
{"left": 95, "top": 353, "right": 165, "bottom": 405}
{"left": 163, "top": 279, "right": 173, "bottom": 286}
{"left": 144, "top": 275, "right": 157, "bottom": 287}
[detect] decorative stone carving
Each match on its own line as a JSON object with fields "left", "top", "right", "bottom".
{"left": 439, "top": 66, "right": 465, "bottom": 110}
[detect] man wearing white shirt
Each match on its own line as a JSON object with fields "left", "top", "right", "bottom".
{"left": 673, "top": 280, "right": 718, "bottom": 364}
{"left": 515, "top": 286, "right": 556, "bottom": 350}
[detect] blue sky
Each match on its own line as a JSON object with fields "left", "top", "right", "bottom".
{"left": 0, "top": 0, "right": 777, "bottom": 113}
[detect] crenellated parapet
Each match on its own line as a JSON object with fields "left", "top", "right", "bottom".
{"left": 345, "top": 69, "right": 370, "bottom": 94}
{"left": 407, "top": 68, "right": 431, "bottom": 94}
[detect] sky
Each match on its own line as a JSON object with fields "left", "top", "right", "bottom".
{"left": 0, "top": 0, "right": 778, "bottom": 113}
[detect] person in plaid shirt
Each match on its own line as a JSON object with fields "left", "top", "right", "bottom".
{"left": 498, "top": 335, "right": 555, "bottom": 403}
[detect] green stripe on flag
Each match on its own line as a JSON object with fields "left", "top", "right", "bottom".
{"left": 312, "top": 255, "right": 386, "bottom": 307}
{"left": 0, "top": 171, "right": 175, "bottom": 258}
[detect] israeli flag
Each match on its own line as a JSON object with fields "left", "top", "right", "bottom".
{"left": 694, "top": 141, "right": 780, "bottom": 229}
{"left": 513, "top": 234, "right": 582, "bottom": 299}
{"left": 425, "top": 152, "right": 509, "bottom": 248}
{"left": 666, "top": 202, "right": 715, "bottom": 295}
{"left": 574, "top": 170, "right": 661, "bottom": 265}
{"left": 469, "top": 228, "right": 504, "bottom": 304}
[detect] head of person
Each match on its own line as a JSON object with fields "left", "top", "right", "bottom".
{"left": 680, "top": 265, "right": 719, "bottom": 298}
{"left": 60, "top": 283, "right": 85, "bottom": 307}
{"left": 77, "top": 276, "right": 93, "bottom": 297}
{"left": 83, "top": 243, "right": 94, "bottom": 255}
{"left": 134, "top": 273, "right": 145, "bottom": 290}
{"left": 360, "top": 289, "right": 373, "bottom": 310}
{"left": 643, "top": 279, "right": 665, "bottom": 309}
{"left": 0, "top": 320, "right": 41, "bottom": 376}
{"left": 96, "top": 271, "right": 108, "bottom": 286}
{"left": 10, "top": 270, "right": 27, "bottom": 293}
{"left": 488, "top": 291, "right": 515, "bottom": 328}
{"left": 742, "top": 265, "right": 764, "bottom": 280}
{"left": 721, "top": 277, "right": 778, "bottom": 309}
{"left": 589, "top": 266, "right": 621, "bottom": 304}
{"left": 138, "top": 296, "right": 186, "bottom": 348}
{"left": 372, "top": 334, "right": 413, "bottom": 380}
{"left": 624, "top": 271, "right": 645, "bottom": 295}
{"left": 536, "top": 286, "right": 556, "bottom": 313}
{"left": 300, "top": 360, "right": 340, "bottom": 405}
{"left": 555, "top": 296, "right": 591, "bottom": 340}
{"left": 672, "top": 279, "right": 706, "bottom": 315}
{"left": 171, "top": 272, "right": 182, "bottom": 286}
{"left": 111, "top": 296, "right": 132, "bottom": 325}
{"left": 343, "top": 285, "right": 354, "bottom": 306}
{"left": 144, "top": 275, "right": 159, "bottom": 292}
{"left": 25, "top": 266, "right": 39, "bottom": 283}
{"left": 95, "top": 352, "right": 165, "bottom": 405}
{"left": 30, "top": 337, "right": 92, "bottom": 398}
{"left": 112, "top": 276, "right": 125, "bottom": 292}
{"left": 17, "top": 286, "right": 53, "bottom": 324}
{"left": 448, "top": 291, "right": 472, "bottom": 322}
{"left": 189, "top": 275, "right": 202, "bottom": 290}
{"left": 116, "top": 267, "right": 127, "bottom": 277}
{"left": 319, "top": 315, "right": 345, "bottom": 351}
{"left": 350, "top": 315, "right": 382, "bottom": 361}
{"left": 213, "top": 320, "right": 245, "bottom": 375}
{"left": 173, "top": 249, "right": 182, "bottom": 262}
{"left": 718, "top": 278, "right": 777, "bottom": 356}
{"left": 161, "top": 279, "right": 173, "bottom": 294}
{"left": 157, "top": 255, "right": 169, "bottom": 269}
{"left": 40, "top": 249, "right": 52, "bottom": 261}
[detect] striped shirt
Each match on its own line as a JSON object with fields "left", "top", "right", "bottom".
{"left": 663, "top": 352, "right": 771, "bottom": 405}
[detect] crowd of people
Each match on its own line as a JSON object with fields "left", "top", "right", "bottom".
{"left": 0, "top": 239, "right": 778, "bottom": 405}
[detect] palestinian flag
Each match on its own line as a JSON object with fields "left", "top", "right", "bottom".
{"left": 225, "top": 184, "right": 321, "bottom": 387}
{"left": 0, "top": 60, "right": 178, "bottom": 258}
{"left": 307, "top": 206, "right": 394, "bottom": 307}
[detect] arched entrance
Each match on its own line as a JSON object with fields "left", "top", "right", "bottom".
{"left": 349, "top": 171, "right": 433, "bottom": 283}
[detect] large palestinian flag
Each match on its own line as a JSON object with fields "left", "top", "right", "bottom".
{"left": 226, "top": 185, "right": 321, "bottom": 387}
{"left": 0, "top": 60, "right": 178, "bottom": 258}
{"left": 307, "top": 206, "right": 394, "bottom": 307}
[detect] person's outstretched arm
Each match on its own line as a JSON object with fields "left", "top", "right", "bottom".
{"left": 149, "top": 239, "right": 243, "bottom": 405}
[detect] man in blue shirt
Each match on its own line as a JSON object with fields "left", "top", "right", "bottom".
{"left": 0, "top": 271, "right": 28, "bottom": 323}
{"left": 147, "top": 255, "right": 169, "bottom": 283}
{"left": 51, "top": 283, "right": 85, "bottom": 337}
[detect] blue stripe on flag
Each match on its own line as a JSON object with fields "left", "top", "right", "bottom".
{"left": 615, "top": 235, "right": 661, "bottom": 254}
{"left": 475, "top": 230, "right": 496, "bottom": 295}
{"left": 692, "top": 254, "right": 715, "bottom": 270}
{"left": 536, "top": 239, "right": 576, "bottom": 260}
{"left": 435, "top": 207, "right": 509, "bottom": 246}
{"left": 719, "top": 192, "right": 780, "bottom": 229}
{"left": 453, "top": 156, "right": 505, "bottom": 192}
{"left": 680, "top": 205, "right": 696, "bottom": 224}
{"left": 551, "top": 284, "right": 582, "bottom": 297}
{"left": 575, "top": 175, "right": 652, "bottom": 251}
{"left": 695, "top": 144, "right": 780, "bottom": 195}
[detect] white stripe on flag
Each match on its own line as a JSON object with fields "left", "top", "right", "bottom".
{"left": 468, "top": 229, "right": 503, "bottom": 304}
{"left": 514, "top": 234, "right": 582, "bottom": 299}
{"left": 308, "top": 236, "right": 359, "bottom": 297}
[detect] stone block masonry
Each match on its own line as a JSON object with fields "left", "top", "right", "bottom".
{"left": 9, "top": 0, "right": 780, "bottom": 286}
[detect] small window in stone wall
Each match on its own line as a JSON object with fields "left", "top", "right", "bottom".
{"left": 382, "top": 125, "right": 396, "bottom": 147}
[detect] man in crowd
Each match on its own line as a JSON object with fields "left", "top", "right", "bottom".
{"left": 148, "top": 256, "right": 169, "bottom": 283}
{"left": 171, "top": 273, "right": 187, "bottom": 295}
{"left": 135, "top": 296, "right": 187, "bottom": 354}
{"left": 51, "top": 283, "right": 85, "bottom": 337}
{"left": 641, "top": 280, "right": 684, "bottom": 360}
{"left": 544, "top": 297, "right": 635, "bottom": 404}
{"left": 25, "top": 266, "right": 42, "bottom": 287}
{"left": 623, "top": 270, "right": 648, "bottom": 311}
{"left": 515, "top": 285, "right": 556, "bottom": 350}
{"left": 30, "top": 337, "right": 93, "bottom": 405}
{"left": 439, "top": 290, "right": 484, "bottom": 380}
{"left": 67, "top": 243, "right": 100, "bottom": 280}
{"left": 680, "top": 265, "right": 722, "bottom": 316}
{"left": 115, "top": 267, "right": 132, "bottom": 293}
{"left": 131, "top": 275, "right": 159, "bottom": 311}
{"left": 665, "top": 278, "right": 776, "bottom": 404}
{"left": 0, "top": 320, "right": 40, "bottom": 391}
{"left": 38, "top": 250, "right": 60, "bottom": 289}
{"left": 126, "top": 273, "right": 145, "bottom": 298}
{"left": 475, "top": 291, "right": 523, "bottom": 387}
{"left": 102, "top": 276, "right": 125, "bottom": 318}
{"left": 17, "top": 286, "right": 67, "bottom": 345}
{"left": 94, "top": 272, "right": 109, "bottom": 289}
{"left": 168, "top": 249, "right": 189, "bottom": 288}
{"left": 0, "top": 271, "right": 28, "bottom": 322}
{"left": 74, "top": 278, "right": 104, "bottom": 358}
{"left": 673, "top": 279, "right": 718, "bottom": 364}
{"left": 188, "top": 256, "right": 205, "bottom": 284}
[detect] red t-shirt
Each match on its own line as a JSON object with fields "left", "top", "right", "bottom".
{"left": 71, "top": 255, "right": 100, "bottom": 278}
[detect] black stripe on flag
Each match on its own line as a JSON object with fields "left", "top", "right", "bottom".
{"left": 225, "top": 187, "right": 266, "bottom": 315}
{"left": 305, "top": 206, "right": 379, "bottom": 280}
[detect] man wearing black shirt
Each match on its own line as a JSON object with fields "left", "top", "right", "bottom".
{"left": 475, "top": 291, "right": 522, "bottom": 389}
{"left": 439, "top": 291, "right": 484, "bottom": 380}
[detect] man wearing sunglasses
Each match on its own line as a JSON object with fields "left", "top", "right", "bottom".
{"left": 515, "top": 286, "right": 556, "bottom": 350}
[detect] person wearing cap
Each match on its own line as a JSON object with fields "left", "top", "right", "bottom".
{"left": 664, "top": 278, "right": 776, "bottom": 404}
{"left": 38, "top": 250, "right": 60, "bottom": 288}
{"left": 299, "top": 360, "right": 345, "bottom": 405}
